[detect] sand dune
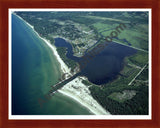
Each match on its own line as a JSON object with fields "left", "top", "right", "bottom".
{"left": 15, "top": 13, "right": 110, "bottom": 115}
{"left": 59, "top": 76, "right": 111, "bottom": 115}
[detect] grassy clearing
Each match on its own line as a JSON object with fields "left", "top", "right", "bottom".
{"left": 126, "top": 51, "right": 148, "bottom": 67}
{"left": 118, "top": 28, "right": 148, "bottom": 49}
{"left": 108, "top": 90, "right": 137, "bottom": 103}
{"left": 99, "top": 22, "right": 148, "bottom": 51}
{"left": 81, "top": 16, "right": 130, "bottom": 23}
{"left": 101, "top": 29, "right": 115, "bottom": 36}
{"left": 93, "top": 22, "right": 118, "bottom": 32}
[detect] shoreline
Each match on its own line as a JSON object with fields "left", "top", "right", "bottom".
{"left": 58, "top": 76, "right": 111, "bottom": 115}
{"left": 14, "top": 13, "right": 110, "bottom": 115}
{"left": 14, "top": 13, "right": 71, "bottom": 75}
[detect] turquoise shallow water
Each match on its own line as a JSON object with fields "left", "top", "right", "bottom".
{"left": 12, "top": 14, "right": 92, "bottom": 115}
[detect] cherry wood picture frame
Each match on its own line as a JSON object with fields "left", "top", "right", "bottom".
{"left": 0, "top": 0, "right": 160, "bottom": 128}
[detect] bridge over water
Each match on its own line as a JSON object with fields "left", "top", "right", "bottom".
{"left": 48, "top": 73, "right": 80, "bottom": 96}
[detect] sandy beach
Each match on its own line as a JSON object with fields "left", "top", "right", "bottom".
{"left": 58, "top": 76, "right": 111, "bottom": 115}
{"left": 37, "top": 37, "right": 71, "bottom": 75}
{"left": 15, "top": 13, "right": 110, "bottom": 115}
{"left": 15, "top": 13, "right": 71, "bottom": 75}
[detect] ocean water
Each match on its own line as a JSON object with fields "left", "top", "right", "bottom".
{"left": 12, "top": 14, "right": 92, "bottom": 115}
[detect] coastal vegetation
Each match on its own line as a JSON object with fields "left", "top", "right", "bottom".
{"left": 56, "top": 47, "right": 78, "bottom": 72}
{"left": 89, "top": 83, "right": 148, "bottom": 115}
{"left": 15, "top": 11, "right": 98, "bottom": 58}
{"left": 15, "top": 11, "right": 149, "bottom": 115}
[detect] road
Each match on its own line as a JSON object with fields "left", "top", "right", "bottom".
{"left": 114, "top": 40, "right": 148, "bottom": 53}
{"left": 128, "top": 64, "right": 147, "bottom": 85}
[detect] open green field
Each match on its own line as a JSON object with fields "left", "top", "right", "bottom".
{"left": 16, "top": 11, "right": 149, "bottom": 115}
{"left": 108, "top": 90, "right": 137, "bottom": 103}
{"left": 126, "top": 51, "right": 148, "bottom": 67}
{"left": 100, "top": 23, "right": 148, "bottom": 51}
{"left": 81, "top": 16, "right": 130, "bottom": 23}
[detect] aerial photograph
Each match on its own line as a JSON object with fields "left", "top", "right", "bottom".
{"left": 11, "top": 10, "right": 150, "bottom": 116}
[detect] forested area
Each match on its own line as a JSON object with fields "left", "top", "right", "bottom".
{"left": 15, "top": 11, "right": 149, "bottom": 115}
{"left": 89, "top": 84, "right": 148, "bottom": 115}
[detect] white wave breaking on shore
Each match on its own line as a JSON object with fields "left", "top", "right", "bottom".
{"left": 14, "top": 13, "right": 71, "bottom": 75}
{"left": 14, "top": 13, "right": 110, "bottom": 115}
{"left": 58, "top": 76, "right": 110, "bottom": 115}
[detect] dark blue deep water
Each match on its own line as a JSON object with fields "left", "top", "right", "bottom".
{"left": 54, "top": 38, "right": 137, "bottom": 85}
{"left": 12, "top": 15, "right": 92, "bottom": 115}
{"left": 12, "top": 13, "right": 137, "bottom": 115}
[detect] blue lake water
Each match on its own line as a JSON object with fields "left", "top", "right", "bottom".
{"left": 12, "top": 13, "right": 137, "bottom": 115}
{"left": 80, "top": 42, "right": 136, "bottom": 85}
{"left": 54, "top": 38, "right": 137, "bottom": 85}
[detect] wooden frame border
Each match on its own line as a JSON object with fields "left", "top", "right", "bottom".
{"left": 0, "top": 0, "right": 160, "bottom": 128}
